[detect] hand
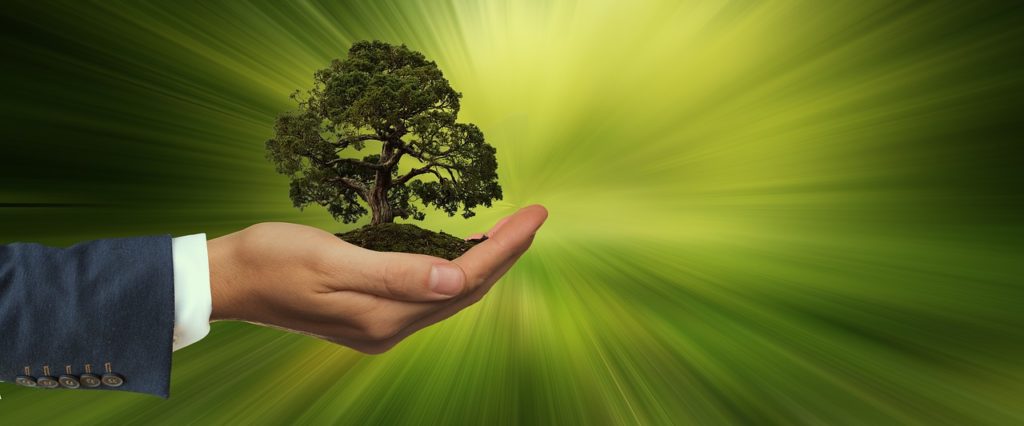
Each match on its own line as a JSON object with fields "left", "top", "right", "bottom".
{"left": 207, "top": 205, "right": 548, "bottom": 354}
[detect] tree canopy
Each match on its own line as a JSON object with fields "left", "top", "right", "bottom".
{"left": 266, "top": 40, "right": 502, "bottom": 224}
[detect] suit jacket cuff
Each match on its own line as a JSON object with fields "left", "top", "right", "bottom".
{"left": 0, "top": 235, "right": 175, "bottom": 398}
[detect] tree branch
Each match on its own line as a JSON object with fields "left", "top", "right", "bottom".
{"left": 393, "top": 165, "right": 433, "bottom": 186}
{"left": 399, "top": 138, "right": 464, "bottom": 162}
{"left": 442, "top": 166, "right": 458, "bottom": 182}
{"left": 329, "top": 176, "right": 370, "bottom": 200}
{"left": 381, "top": 141, "right": 405, "bottom": 168}
{"left": 395, "top": 142, "right": 426, "bottom": 161}
{"left": 325, "top": 157, "right": 387, "bottom": 170}
{"left": 427, "top": 169, "right": 446, "bottom": 182}
{"left": 393, "top": 160, "right": 461, "bottom": 186}
{"left": 330, "top": 134, "right": 383, "bottom": 147}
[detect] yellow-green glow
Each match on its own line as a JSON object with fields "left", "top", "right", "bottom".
{"left": 1, "top": 1, "right": 1022, "bottom": 424}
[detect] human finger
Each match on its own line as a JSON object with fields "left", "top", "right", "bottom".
{"left": 326, "top": 248, "right": 467, "bottom": 301}
{"left": 452, "top": 205, "right": 548, "bottom": 292}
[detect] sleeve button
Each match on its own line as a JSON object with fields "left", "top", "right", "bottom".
{"left": 15, "top": 376, "right": 37, "bottom": 387}
{"left": 101, "top": 373, "right": 125, "bottom": 387}
{"left": 59, "top": 375, "right": 81, "bottom": 389}
{"left": 80, "top": 373, "right": 102, "bottom": 388}
{"left": 36, "top": 376, "right": 59, "bottom": 388}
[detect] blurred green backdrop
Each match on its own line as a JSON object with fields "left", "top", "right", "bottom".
{"left": 1, "top": 1, "right": 1023, "bottom": 424}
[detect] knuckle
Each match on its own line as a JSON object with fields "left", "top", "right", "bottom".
{"left": 381, "top": 258, "right": 409, "bottom": 297}
{"left": 485, "top": 236, "right": 510, "bottom": 254}
{"left": 467, "top": 269, "right": 491, "bottom": 289}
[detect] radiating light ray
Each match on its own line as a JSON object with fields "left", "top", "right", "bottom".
{"left": 1, "top": 1, "right": 1022, "bottom": 424}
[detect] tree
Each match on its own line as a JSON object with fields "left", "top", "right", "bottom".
{"left": 267, "top": 41, "right": 502, "bottom": 225}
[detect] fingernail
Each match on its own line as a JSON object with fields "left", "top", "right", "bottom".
{"left": 429, "top": 264, "right": 464, "bottom": 296}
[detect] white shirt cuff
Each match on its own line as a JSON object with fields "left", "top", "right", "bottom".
{"left": 171, "top": 233, "right": 212, "bottom": 351}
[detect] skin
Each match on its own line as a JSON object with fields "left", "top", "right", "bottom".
{"left": 207, "top": 204, "right": 548, "bottom": 354}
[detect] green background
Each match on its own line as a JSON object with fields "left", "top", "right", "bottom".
{"left": 1, "top": 1, "right": 1023, "bottom": 424}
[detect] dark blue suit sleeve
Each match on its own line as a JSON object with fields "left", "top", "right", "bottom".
{"left": 0, "top": 235, "right": 175, "bottom": 398}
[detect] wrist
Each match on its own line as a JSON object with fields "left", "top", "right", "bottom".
{"left": 208, "top": 234, "right": 242, "bottom": 322}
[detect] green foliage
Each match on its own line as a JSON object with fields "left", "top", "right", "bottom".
{"left": 266, "top": 40, "right": 502, "bottom": 223}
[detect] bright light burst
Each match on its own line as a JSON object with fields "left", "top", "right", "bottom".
{"left": 1, "top": 1, "right": 1022, "bottom": 424}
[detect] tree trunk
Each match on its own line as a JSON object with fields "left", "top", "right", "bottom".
{"left": 369, "top": 184, "right": 393, "bottom": 225}
{"left": 369, "top": 142, "right": 396, "bottom": 225}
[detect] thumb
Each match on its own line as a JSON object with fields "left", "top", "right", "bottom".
{"left": 336, "top": 249, "right": 468, "bottom": 302}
